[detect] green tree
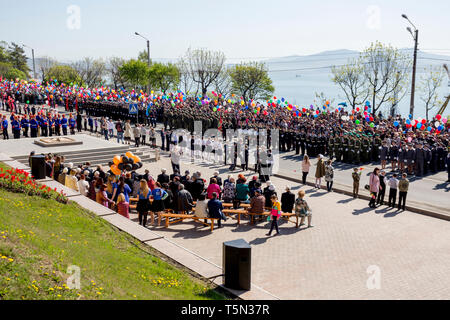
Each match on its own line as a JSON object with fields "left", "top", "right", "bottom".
{"left": 138, "top": 50, "right": 151, "bottom": 64}
{"left": 148, "top": 62, "right": 180, "bottom": 94}
{"left": 229, "top": 62, "right": 274, "bottom": 101}
{"left": 44, "top": 65, "right": 82, "bottom": 85}
{"left": 119, "top": 59, "right": 149, "bottom": 89}
{"left": 0, "top": 41, "right": 9, "bottom": 63}
{"left": 7, "top": 42, "right": 30, "bottom": 76}
{"left": 0, "top": 61, "right": 13, "bottom": 77}
{"left": 4, "top": 67, "right": 27, "bottom": 80}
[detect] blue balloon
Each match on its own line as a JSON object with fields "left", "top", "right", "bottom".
{"left": 393, "top": 121, "right": 399, "bottom": 127}
{"left": 417, "top": 123, "right": 422, "bottom": 129}
{"left": 409, "top": 114, "right": 413, "bottom": 119}
{"left": 427, "top": 126, "right": 432, "bottom": 132}
{"left": 406, "top": 119, "right": 411, "bottom": 125}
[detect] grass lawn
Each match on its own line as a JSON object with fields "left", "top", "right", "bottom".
{"left": 0, "top": 184, "right": 224, "bottom": 300}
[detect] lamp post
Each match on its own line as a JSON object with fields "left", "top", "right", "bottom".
{"left": 134, "top": 32, "right": 151, "bottom": 94}
{"left": 22, "top": 44, "right": 36, "bottom": 80}
{"left": 402, "top": 14, "right": 419, "bottom": 118}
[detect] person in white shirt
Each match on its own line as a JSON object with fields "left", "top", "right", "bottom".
{"left": 194, "top": 193, "right": 209, "bottom": 218}
{"left": 387, "top": 173, "right": 399, "bottom": 208}
{"left": 77, "top": 173, "right": 90, "bottom": 196}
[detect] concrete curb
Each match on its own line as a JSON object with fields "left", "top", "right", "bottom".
{"left": 274, "top": 173, "right": 450, "bottom": 221}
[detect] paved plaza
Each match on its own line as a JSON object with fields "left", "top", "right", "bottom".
{"left": 131, "top": 155, "right": 450, "bottom": 299}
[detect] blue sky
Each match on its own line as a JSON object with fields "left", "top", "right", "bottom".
{"left": 1, "top": 0, "right": 449, "bottom": 62}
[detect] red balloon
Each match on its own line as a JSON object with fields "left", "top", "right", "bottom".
{"left": 421, "top": 119, "right": 426, "bottom": 124}
{"left": 356, "top": 107, "right": 360, "bottom": 112}
{"left": 436, "top": 114, "right": 442, "bottom": 120}
{"left": 316, "top": 110, "right": 319, "bottom": 114}
{"left": 369, "top": 116, "right": 374, "bottom": 122}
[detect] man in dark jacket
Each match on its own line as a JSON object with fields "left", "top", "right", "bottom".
{"left": 157, "top": 168, "right": 170, "bottom": 184}
{"left": 207, "top": 192, "right": 226, "bottom": 228}
{"left": 281, "top": 187, "right": 295, "bottom": 213}
{"left": 191, "top": 175, "right": 205, "bottom": 201}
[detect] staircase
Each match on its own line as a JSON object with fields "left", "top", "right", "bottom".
{"left": 12, "top": 145, "right": 156, "bottom": 168}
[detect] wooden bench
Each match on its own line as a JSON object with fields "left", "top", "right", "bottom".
{"left": 161, "top": 212, "right": 220, "bottom": 231}
{"left": 227, "top": 209, "right": 299, "bottom": 227}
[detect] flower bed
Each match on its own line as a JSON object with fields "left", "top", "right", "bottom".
{"left": 0, "top": 167, "right": 68, "bottom": 204}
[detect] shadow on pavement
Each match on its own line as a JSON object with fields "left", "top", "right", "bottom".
{"left": 433, "top": 182, "right": 450, "bottom": 192}
{"left": 338, "top": 198, "right": 356, "bottom": 204}
{"left": 384, "top": 209, "right": 403, "bottom": 218}
{"left": 352, "top": 206, "right": 373, "bottom": 215}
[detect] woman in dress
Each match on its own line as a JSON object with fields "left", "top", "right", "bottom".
{"left": 124, "top": 120, "right": 132, "bottom": 145}
{"left": 368, "top": 167, "right": 381, "bottom": 208}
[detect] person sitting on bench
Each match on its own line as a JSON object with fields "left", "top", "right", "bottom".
{"left": 248, "top": 189, "right": 265, "bottom": 221}
{"left": 207, "top": 192, "right": 226, "bottom": 228}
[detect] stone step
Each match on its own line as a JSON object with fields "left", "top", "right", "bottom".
{"left": 11, "top": 145, "right": 131, "bottom": 161}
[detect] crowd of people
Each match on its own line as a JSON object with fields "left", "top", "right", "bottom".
{"left": 36, "top": 151, "right": 314, "bottom": 235}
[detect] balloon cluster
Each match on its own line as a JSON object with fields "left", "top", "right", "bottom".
{"left": 108, "top": 151, "right": 143, "bottom": 176}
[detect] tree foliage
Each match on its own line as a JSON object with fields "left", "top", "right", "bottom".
{"left": 229, "top": 62, "right": 274, "bottom": 101}
{"left": 148, "top": 62, "right": 180, "bottom": 94}
{"left": 7, "top": 42, "right": 30, "bottom": 76}
{"left": 44, "top": 65, "right": 82, "bottom": 85}
{"left": 119, "top": 59, "right": 149, "bottom": 89}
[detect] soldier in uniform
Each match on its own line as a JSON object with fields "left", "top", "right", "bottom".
{"left": 414, "top": 143, "right": 425, "bottom": 176}
{"left": 328, "top": 135, "right": 334, "bottom": 160}
{"left": 30, "top": 115, "right": 38, "bottom": 138}
{"left": 354, "top": 136, "right": 361, "bottom": 165}
{"left": 300, "top": 131, "right": 306, "bottom": 156}
{"left": 334, "top": 135, "right": 342, "bottom": 162}
{"left": 405, "top": 144, "right": 415, "bottom": 175}
{"left": 348, "top": 136, "right": 354, "bottom": 164}
{"left": 342, "top": 134, "right": 349, "bottom": 163}
{"left": 21, "top": 115, "right": 29, "bottom": 138}
{"left": 295, "top": 131, "right": 301, "bottom": 155}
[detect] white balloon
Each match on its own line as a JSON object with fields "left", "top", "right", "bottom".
{"left": 435, "top": 121, "right": 440, "bottom": 128}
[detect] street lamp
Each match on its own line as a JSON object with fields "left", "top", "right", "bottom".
{"left": 22, "top": 44, "right": 36, "bottom": 80}
{"left": 402, "top": 14, "right": 419, "bottom": 118}
{"left": 134, "top": 32, "right": 151, "bottom": 94}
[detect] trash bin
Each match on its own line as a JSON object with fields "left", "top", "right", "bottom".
{"left": 223, "top": 239, "right": 251, "bottom": 290}
{"left": 31, "top": 155, "right": 46, "bottom": 180}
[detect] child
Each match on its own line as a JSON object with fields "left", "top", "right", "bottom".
{"left": 352, "top": 168, "right": 361, "bottom": 198}
{"left": 388, "top": 173, "right": 399, "bottom": 208}
{"left": 117, "top": 193, "right": 130, "bottom": 218}
{"left": 266, "top": 195, "right": 281, "bottom": 236}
